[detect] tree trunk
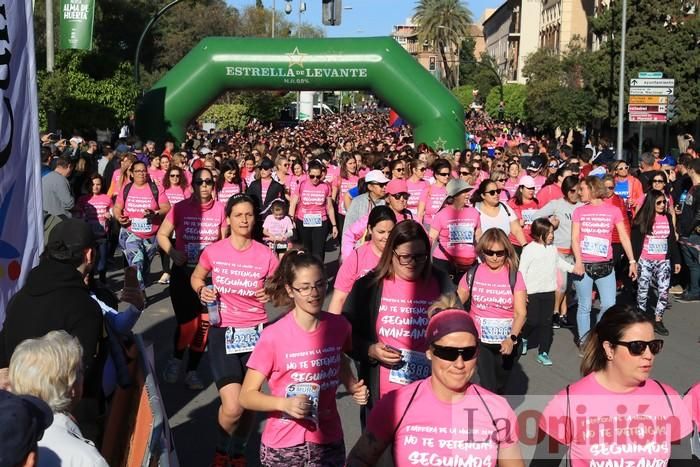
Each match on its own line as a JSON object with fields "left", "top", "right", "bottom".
{"left": 438, "top": 42, "right": 453, "bottom": 89}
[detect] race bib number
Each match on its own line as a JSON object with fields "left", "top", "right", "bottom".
{"left": 225, "top": 325, "right": 262, "bottom": 354}
{"left": 303, "top": 213, "right": 323, "bottom": 227}
{"left": 522, "top": 209, "right": 537, "bottom": 225}
{"left": 285, "top": 383, "right": 320, "bottom": 426}
{"left": 448, "top": 223, "right": 475, "bottom": 244}
{"left": 646, "top": 238, "right": 668, "bottom": 255}
{"left": 581, "top": 235, "right": 610, "bottom": 258}
{"left": 186, "top": 242, "right": 205, "bottom": 265}
{"left": 480, "top": 317, "right": 513, "bottom": 345}
{"left": 389, "top": 349, "right": 431, "bottom": 385}
{"left": 131, "top": 218, "right": 152, "bottom": 233}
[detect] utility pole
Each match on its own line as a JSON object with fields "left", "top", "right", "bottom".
{"left": 46, "top": 0, "right": 56, "bottom": 131}
{"left": 271, "top": 0, "right": 276, "bottom": 38}
{"left": 615, "top": 0, "right": 628, "bottom": 160}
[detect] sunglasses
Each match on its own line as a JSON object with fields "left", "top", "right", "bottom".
{"left": 548, "top": 163, "right": 558, "bottom": 168}
{"left": 460, "top": 171, "right": 471, "bottom": 176}
{"left": 169, "top": 174, "right": 180, "bottom": 178}
{"left": 417, "top": 167, "right": 427, "bottom": 172}
{"left": 437, "top": 172, "right": 450, "bottom": 177}
{"left": 568, "top": 188, "right": 578, "bottom": 193}
{"left": 194, "top": 179, "right": 214, "bottom": 186}
{"left": 394, "top": 168, "right": 405, "bottom": 172}
{"left": 393, "top": 251, "right": 428, "bottom": 265}
{"left": 308, "top": 174, "right": 322, "bottom": 180}
{"left": 656, "top": 200, "right": 667, "bottom": 206}
{"left": 391, "top": 192, "right": 410, "bottom": 200}
{"left": 496, "top": 178, "right": 507, "bottom": 183}
{"left": 652, "top": 179, "right": 665, "bottom": 183}
{"left": 616, "top": 166, "right": 629, "bottom": 171}
{"left": 484, "top": 189, "right": 502, "bottom": 196}
{"left": 614, "top": 339, "right": 664, "bottom": 356}
{"left": 431, "top": 344, "right": 478, "bottom": 362}
{"left": 605, "top": 185, "right": 615, "bottom": 191}
{"left": 483, "top": 249, "right": 507, "bottom": 257}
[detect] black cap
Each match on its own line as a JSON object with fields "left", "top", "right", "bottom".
{"left": 259, "top": 157, "right": 275, "bottom": 170}
{"left": 527, "top": 156, "right": 544, "bottom": 171}
{"left": 0, "top": 390, "right": 53, "bottom": 467}
{"left": 46, "top": 218, "right": 95, "bottom": 257}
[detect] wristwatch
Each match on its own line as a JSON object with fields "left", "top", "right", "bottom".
{"left": 509, "top": 334, "right": 518, "bottom": 342}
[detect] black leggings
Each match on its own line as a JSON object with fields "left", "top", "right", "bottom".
{"left": 522, "top": 291, "right": 555, "bottom": 354}
{"left": 295, "top": 219, "right": 330, "bottom": 262}
{"left": 476, "top": 341, "right": 520, "bottom": 395}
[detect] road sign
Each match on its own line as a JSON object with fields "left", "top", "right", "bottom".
{"left": 630, "top": 78, "right": 675, "bottom": 87}
{"left": 629, "top": 113, "right": 667, "bottom": 122}
{"left": 629, "top": 95, "right": 668, "bottom": 104}
{"left": 630, "top": 87, "right": 674, "bottom": 96}
{"left": 638, "top": 72, "right": 663, "bottom": 78}
{"left": 628, "top": 105, "right": 666, "bottom": 113}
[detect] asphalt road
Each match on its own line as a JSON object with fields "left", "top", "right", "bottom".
{"left": 117, "top": 246, "right": 700, "bottom": 467}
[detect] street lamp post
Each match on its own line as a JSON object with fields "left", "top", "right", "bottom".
{"left": 615, "top": 0, "right": 628, "bottom": 160}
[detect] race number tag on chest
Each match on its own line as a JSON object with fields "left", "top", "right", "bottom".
{"left": 646, "top": 238, "right": 668, "bottom": 255}
{"left": 581, "top": 235, "right": 610, "bottom": 258}
{"left": 448, "top": 223, "right": 475, "bottom": 244}
{"left": 131, "top": 218, "right": 152, "bottom": 233}
{"left": 285, "top": 383, "right": 320, "bottom": 426}
{"left": 389, "top": 349, "right": 431, "bottom": 385}
{"left": 303, "top": 213, "right": 323, "bottom": 227}
{"left": 186, "top": 242, "right": 205, "bottom": 265}
{"left": 480, "top": 317, "right": 513, "bottom": 345}
{"left": 225, "top": 325, "right": 262, "bottom": 354}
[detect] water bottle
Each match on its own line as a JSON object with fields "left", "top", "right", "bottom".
{"left": 205, "top": 285, "right": 221, "bottom": 326}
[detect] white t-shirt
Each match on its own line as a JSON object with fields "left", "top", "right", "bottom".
{"left": 476, "top": 202, "right": 517, "bottom": 235}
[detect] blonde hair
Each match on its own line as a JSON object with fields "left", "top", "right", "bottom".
{"left": 582, "top": 175, "right": 607, "bottom": 200}
{"left": 9, "top": 331, "right": 83, "bottom": 413}
{"left": 427, "top": 294, "right": 461, "bottom": 319}
{"left": 476, "top": 228, "right": 519, "bottom": 270}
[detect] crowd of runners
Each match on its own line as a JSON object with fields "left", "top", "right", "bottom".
{"left": 1, "top": 110, "right": 700, "bottom": 466}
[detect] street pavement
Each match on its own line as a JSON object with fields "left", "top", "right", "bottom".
{"left": 116, "top": 246, "right": 700, "bottom": 467}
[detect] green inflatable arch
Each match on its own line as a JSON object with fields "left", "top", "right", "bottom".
{"left": 136, "top": 37, "right": 465, "bottom": 151}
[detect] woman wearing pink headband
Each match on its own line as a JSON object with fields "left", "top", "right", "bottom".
{"left": 347, "top": 296, "right": 524, "bottom": 467}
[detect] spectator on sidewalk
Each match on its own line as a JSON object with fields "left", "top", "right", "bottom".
{"left": 0, "top": 389, "right": 53, "bottom": 467}
{"left": 42, "top": 156, "right": 74, "bottom": 218}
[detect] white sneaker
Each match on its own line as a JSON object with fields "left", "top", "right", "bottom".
{"left": 184, "top": 371, "right": 204, "bottom": 390}
{"left": 162, "top": 357, "right": 181, "bottom": 384}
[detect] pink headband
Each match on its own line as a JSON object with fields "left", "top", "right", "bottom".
{"left": 426, "top": 309, "right": 479, "bottom": 345}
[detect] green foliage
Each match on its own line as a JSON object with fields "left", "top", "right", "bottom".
{"left": 485, "top": 84, "right": 526, "bottom": 121}
{"left": 452, "top": 85, "right": 476, "bottom": 108}
{"left": 460, "top": 52, "right": 500, "bottom": 100}
{"left": 198, "top": 104, "right": 250, "bottom": 130}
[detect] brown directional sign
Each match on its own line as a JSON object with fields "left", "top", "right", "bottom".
{"left": 629, "top": 96, "right": 668, "bottom": 104}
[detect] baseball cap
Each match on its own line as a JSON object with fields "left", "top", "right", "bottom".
{"left": 386, "top": 179, "right": 408, "bottom": 195}
{"left": 446, "top": 179, "right": 474, "bottom": 197}
{"left": 527, "top": 157, "right": 544, "bottom": 172}
{"left": 259, "top": 157, "right": 275, "bottom": 170}
{"left": 659, "top": 155, "right": 677, "bottom": 167}
{"left": 0, "top": 390, "right": 53, "bottom": 467}
{"left": 199, "top": 147, "right": 212, "bottom": 156}
{"left": 46, "top": 218, "right": 95, "bottom": 257}
{"left": 364, "top": 170, "right": 390, "bottom": 185}
{"left": 518, "top": 175, "right": 536, "bottom": 189}
{"left": 589, "top": 166, "right": 607, "bottom": 178}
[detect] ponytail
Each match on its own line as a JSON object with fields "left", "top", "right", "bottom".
{"left": 264, "top": 249, "right": 325, "bottom": 307}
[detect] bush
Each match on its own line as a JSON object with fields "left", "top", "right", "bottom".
{"left": 485, "top": 83, "right": 526, "bottom": 121}
{"left": 198, "top": 104, "right": 250, "bottom": 130}
{"left": 452, "top": 85, "right": 476, "bottom": 109}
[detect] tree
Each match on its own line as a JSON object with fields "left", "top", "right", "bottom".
{"left": 452, "top": 85, "right": 476, "bottom": 108}
{"left": 587, "top": 0, "right": 700, "bottom": 127}
{"left": 414, "top": 0, "right": 472, "bottom": 89}
{"left": 485, "top": 84, "right": 526, "bottom": 122}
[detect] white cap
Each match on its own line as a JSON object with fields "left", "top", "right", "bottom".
{"left": 364, "top": 170, "right": 390, "bottom": 184}
{"left": 518, "top": 175, "right": 536, "bottom": 189}
{"left": 199, "top": 147, "right": 212, "bottom": 155}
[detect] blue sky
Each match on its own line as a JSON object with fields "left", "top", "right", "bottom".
{"left": 226, "top": 0, "right": 502, "bottom": 37}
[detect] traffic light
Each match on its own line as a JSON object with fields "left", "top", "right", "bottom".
{"left": 322, "top": 0, "right": 342, "bottom": 25}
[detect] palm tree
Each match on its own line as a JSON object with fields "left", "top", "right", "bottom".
{"left": 414, "top": 0, "right": 472, "bottom": 89}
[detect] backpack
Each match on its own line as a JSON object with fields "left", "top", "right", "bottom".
{"left": 122, "top": 181, "right": 159, "bottom": 205}
{"left": 463, "top": 262, "right": 517, "bottom": 311}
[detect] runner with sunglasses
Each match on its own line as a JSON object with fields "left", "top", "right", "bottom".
{"left": 342, "top": 221, "right": 454, "bottom": 426}
{"left": 631, "top": 190, "right": 682, "bottom": 336}
{"left": 471, "top": 179, "right": 527, "bottom": 246}
{"left": 612, "top": 160, "right": 643, "bottom": 213}
{"left": 406, "top": 159, "right": 428, "bottom": 217}
{"left": 508, "top": 175, "right": 540, "bottom": 255}
{"left": 534, "top": 305, "right": 693, "bottom": 466}
{"left": 191, "top": 194, "right": 279, "bottom": 466}
{"left": 417, "top": 159, "right": 452, "bottom": 230}
{"left": 347, "top": 296, "right": 523, "bottom": 467}
{"left": 158, "top": 168, "right": 228, "bottom": 390}
{"left": 288, "top": 160, "right": 338, "bottom": 262}
{"left": 456, "top": 229, "right": 527, "bottom": 394}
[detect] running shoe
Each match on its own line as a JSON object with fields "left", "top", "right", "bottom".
{"left": 558, "top": 315, "right": 575, "bottom": 329}
{"left": 184, "top": 371, "right": 205, "bottom": 390}
{"left": 537, "top": 353, "right": 553, "bottom": 366}
{"left": 653, "top": 320, "right": 669, "bottom": 336}
{"left": 669, "top": 284, "right": 684, "bottom": 295}
{"left": 162, "top": 357, "right": 181, "bottom": 384}
{"left": 210, "top": 452, "right": 230, "bottom": 467}
{"left": 676, "top": 293, "right": 700, "bottom": 303}
{"left": 521, "top": 338, "right": 528, "bottom": 355}
{"left": 552, "top": 313, "right": 561, "bottom": 329}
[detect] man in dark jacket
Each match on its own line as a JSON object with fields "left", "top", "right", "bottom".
{"left": 0, "top": 219, "right": 103, "bottom": 393}
{"left": 677, "top": 159, "right": 700, "bottom": 302}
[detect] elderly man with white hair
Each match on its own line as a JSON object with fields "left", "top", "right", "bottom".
{"left": 9, "top": 331, "right": 108, "bottom": 467}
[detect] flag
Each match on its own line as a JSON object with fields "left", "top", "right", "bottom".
{"left": 0, "top": 1, "right": 43, "bottom": 326}
{"left": 389, "top": 109, "right": 406, "bottom": 128}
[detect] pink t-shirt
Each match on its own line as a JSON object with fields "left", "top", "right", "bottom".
{"left": 507, "top": 198, "right": 539, "bottom": 246}
{"left": 334, "top": 243, "right": 380, "bottom": 293}
{"left": 117, "top": 183, "right": 169, "bottom": 238}
{"left": 458, "top": 265, "right": 525, "bottom": 343}
{"left": 165, "top": 198, "right": 226, "bottom": 265}
{"left": 164, "top": 186, "right": 189, "bottom": 206}
{"left": 247, "top": 312, "right": 351, "bottom": 448}
{"left": 263, "top": 215, "right": 294, "bottom": 239}
{"left": 260, "top": 178, "right": 272, "bottom": 204}
{"left": 684, "top": 382, "right": 700, "bottom": 429}
{"left": 420, "top": 184, "right": 448, "bottom": 227}
{"left": 148, "top": 168, "right": 165, "bottom": 188}
{"left": 336, "top": 175, "right": 359, "bottom": 215}
{"left": 76, "top": 194, "right": 113, "bottom": 238}
{"left": 539, "top": 374, "right": 692, "bottom": 467}
{"left": 324, "top": 164, "right": 340, "bottom": 186}
{"left": 218, "top": 181, "right": 244, "bottom": 206}
{"left": 406, "top": 178, "right": 428, "bottom": 216}
{"left": 641, "top": 214, "right": 671, "bottom": 261}
{"left": 288, "top": 174, "right": 307, "bottom": 197}
{"left": 295, "top": 181, "right": 330, "bottom": 221}
{"left": 532, "top": 174, "right": 547, "bottom": 192}
{"left": 573, "top": 203, "right": 623, "bottom": 263}
{"left": 198, "top": 240, "right": 279, "bottom": 328}
{"left": 431, "top": 206, "right": 480, "bottom": 263}
{"left": 504, "top": 178, "right": 519, "bottom": 197}
{"left": 537, "top": 184, "right": 563, "bottom": 207}
{"left": 376, "top": 276, "right": 440, "bottom": 397}
{"left": 367, "top": 379, "right": 518, "bottom": 467}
